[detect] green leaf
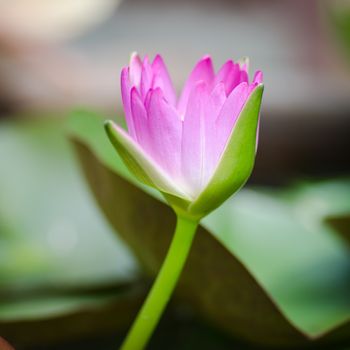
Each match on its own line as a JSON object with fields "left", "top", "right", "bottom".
{"left": 203, "top": 187, "right": 350, "bottom": 338}
{"left": 0, "top": 116, "right": 138, "bottom": 291}
{"left": 190, "top": 85, "right": 263, "bottom": 217}
{"left": 68, "top": 111, "right": 350, "bottom": 348}
{"left": 285, "top": 179, "right": 350, "bottom": 247}
{"left": 0, "top": 116, "right": 148, "bottom": 346}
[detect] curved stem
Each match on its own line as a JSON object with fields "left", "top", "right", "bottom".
{"left": 120, "top": 215, "right": 198, "bottom": 350}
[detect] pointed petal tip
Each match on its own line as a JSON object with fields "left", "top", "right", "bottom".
{"left": 148, "top": 85, "right": 177, "bottom": 112}
{"left": 253, "top": 70, "right": 264, "bottom": 84}
{"left": 145, "top": 87, "right": 167, "bottom": 113}
{"left": 142, "top": 54, "right": 150, "bottom": 65}
{"left": 129, "top": 52, "right": 142, "bottom": 66}
{"left": 120, "top": 66, "right": 130, "bottom": 85}
{"left": 130, "top": 87, "right": 141, "bottom": 111}
{"left": 104, "top": 120, "right": 126, "bottom": 138}
{"left": 200, "top": 54, "right": 214, "bottom": 66}
{"left": 104, "top": 119, "right": 113, "bottom": 128}
{"left": 104, "top": 119, "right": 116, "bottom": 134}
{"left": 130, "top": 85, "right": 139, "bottom": 96}
{"left": 152, "top": 53, "right": 163, "bottom": 64}
{"left": 121, "top": 66, "right": 129, "bottom": 74}
{"left": 148, "top": 86, "right": 164, "bottom": 99}
{"left": 193, "top": 55, "right": 214, "bottom": 70}
{"left": 201, "top": 54, "right": 212, "bottom": 60}
{"left": 130, "top": 51, "right": 139, "bottom": 59}
{"left": 105, "top": 120, "right": 137, "bottom": 154}
{"left": 222, "top": 59, "right": 235, "bottom": 68}
{"left": 104, "top": 120, "right": 118, "bottom": 143}
{"left": 238, "top": 56, "right": 250, "bottom": 71}
{"left": 255, "top": 82, "right": 264, "bottom": 91}
{"left": 129, "top": 52, "right": 143, "bottom": 87}
{"left": 248, "top": 82, "right": 264, "bottom": 97}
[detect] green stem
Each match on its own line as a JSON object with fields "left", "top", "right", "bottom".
{"left": 120, "top": 215, "right": 198, "bottom": 350}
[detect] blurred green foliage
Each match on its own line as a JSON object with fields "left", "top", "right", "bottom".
{"left": 0, "top": 118, "right": 138, "bottom": 292}
{"left": 0, "top": 115, "right": 349, "bottom": 348}
{"left": 330, "top": 2, "right": 350, "bottom": 60}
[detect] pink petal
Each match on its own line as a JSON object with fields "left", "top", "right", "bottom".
{"left": 253, "top": 70, "right": 263, "bottom": 84}
{"left": 214, "top": 60, "right": 234, "bottom": 84}
{"left": 146, "top": 88, "right": 182, "bottom": 179}
{"left": 140, "top": 56, "right": 153, "bottom": 101}
{"left": 181, "top": 81, "right": 209, "bottom": 196}
{"left": 240, "top": 69, "right": 249, "bottom": 84}
{"left": 214, "top": 61, "right": 244, "bottom": 96}
{"left": 177, "top": 55, "right": 215, "bottom": 117}
{"left": 239, "top": 58, "right": 249, "bottom": 73}
{"left": 210, "top": 82, "right": 227, "bottom": 118}
{"left": 120, "top": 67, "right": 136, "bottom": 138}
{"left": 215, "top": 82, "right": 250, "bottom": 161}
{"left": 214, "top": 60, "right": 234, "bottom": 94}
{"left": 203, "top": 82, "right": 227, "bottom": 180}
{"left": 247, "top": 71, "right": 263, "bottom": 95}
{"left": 130, "top": 87, "right": 151, "bottom": 151}
{"left": 151, "top": 54, "right": 177, "bottom": 106}
{"left": 129, "top": 52, "right": 142, "bottom": 88}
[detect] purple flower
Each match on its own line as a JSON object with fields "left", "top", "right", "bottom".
{"left": 106, "top": 53, "right": 263, "bottom": 218}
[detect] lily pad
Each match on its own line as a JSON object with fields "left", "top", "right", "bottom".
{"left": 68, "top": 111, "right": 350, "bottom": 348}
{"left": 286, "top": 180, "right": 350, "bottom": 248}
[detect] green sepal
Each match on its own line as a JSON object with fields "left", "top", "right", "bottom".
{"left": 189, "top": 85, "right": 264, "bottom": 218}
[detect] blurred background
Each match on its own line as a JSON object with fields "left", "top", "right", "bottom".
{"left": 0, "top": 0, "right": 349, "bottom": 349}
{"left": 1, "top": 0, "right": 350, "bottom": 179}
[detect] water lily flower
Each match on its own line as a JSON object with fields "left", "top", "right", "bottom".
{"left": 105, "top": 53, "right": 263, "bottom": 218}
{"left": 105, "top": 53, "right": 264, "bottom": 350}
